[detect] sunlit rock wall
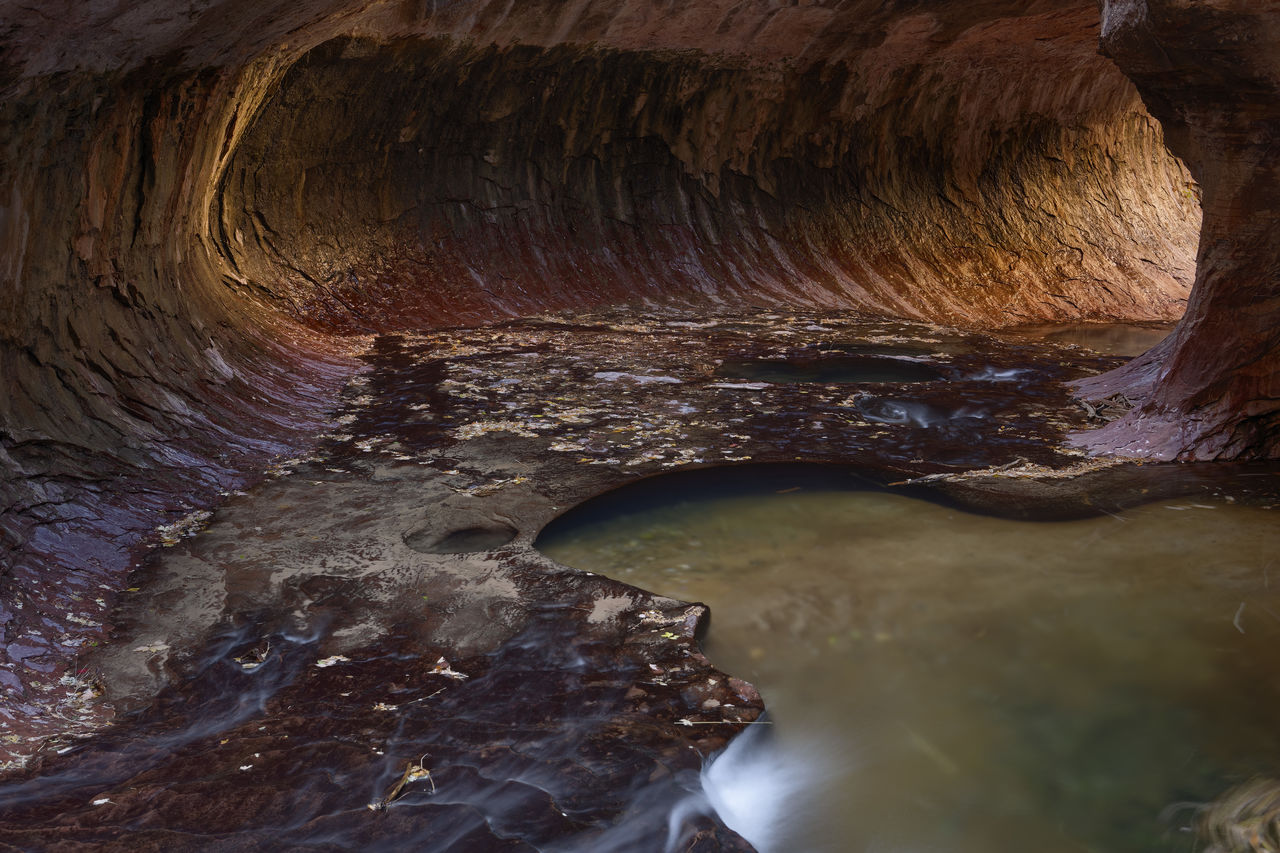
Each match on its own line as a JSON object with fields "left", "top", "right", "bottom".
{"left": 1072, "top": 0, "right": 1280, "bottom": 460}
{"left": 218, "top": 10, "right": 1197, "bottom": 331}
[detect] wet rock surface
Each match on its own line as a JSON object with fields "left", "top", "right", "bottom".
{"left": 714, "top": 355, "right": 945, "bottom": 385}
{"left": 10, "top": 312, "right": 1280, "bottom": 848}
{"left": 0, "top": 0, "right": 1278, "bottom": 839}
{"left": 0, "top": 582, "right": 756, "bottom": 850}
{"left": 0, "top": 0, "right": 1210, "bottom": 744}
{"left": 71, "top": 309, "right": 1120, "bottom": 718}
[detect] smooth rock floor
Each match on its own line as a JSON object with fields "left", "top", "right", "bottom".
{"left": 3, "top": 310, "right": 1230, "bottom": 849}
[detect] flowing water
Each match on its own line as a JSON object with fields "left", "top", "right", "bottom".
{"left": 538, "top": 467, "right": 1280, "bottom": 853}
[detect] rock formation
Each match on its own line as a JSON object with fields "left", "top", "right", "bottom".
{"left": 0, "top": 0, "right": 1275, "bottom": 789}
{"left": 1071, "top": 0, "right": 1280, "bottom": 460}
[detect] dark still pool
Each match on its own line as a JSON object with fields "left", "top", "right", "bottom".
{"left": 537, "top": 467, "right": 1280, "bottom": 853}
{"left": 714, "top": 355, "right": 945, "bottom": 385}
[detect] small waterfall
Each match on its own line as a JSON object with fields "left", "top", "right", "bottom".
{"left": 679, "top": 720, "right": 835, "bottom": 853}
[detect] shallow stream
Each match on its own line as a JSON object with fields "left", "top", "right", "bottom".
{"left": 3, "top": 314, "right": 1268, "bottom": 851}
{"left": 539, "top": 466, "right": 1280, "bottom": 852}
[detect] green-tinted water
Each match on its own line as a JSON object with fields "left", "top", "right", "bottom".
{"left": 539, "top": 480, "right": 1280, "bottom": 852}
{"left": 1005, "top": 323, "right": 1173, "bottom": 356}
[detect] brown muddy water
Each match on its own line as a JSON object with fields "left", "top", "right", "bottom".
{"left": 538, "top": 466, "right": 1280, "bottom": 853}
{"left": 1003, "top": 323, "right": 1174, "bottom": 357}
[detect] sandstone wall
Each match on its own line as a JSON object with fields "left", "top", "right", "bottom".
{"left": 8, "top": 0, "right": 1271, "bottom": 756}
{"left": 218, "top": 21, "right": 1196, "bottom": 332}
{"left": 1073, "top": 0, "right": 1280, "bottom": 460}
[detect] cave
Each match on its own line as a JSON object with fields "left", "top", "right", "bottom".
{"left": 1, "top": 0, "right": 1278, "bottom": 848}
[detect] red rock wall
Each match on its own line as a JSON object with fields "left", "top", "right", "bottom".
{"left": 216, "top": 10, "right": 1197, "bottom": 332}
{"left": 1072, "top": 0, "right": 1280, "bottom": 460}
{"left": 7, "top": 0, "right": 1275, "bottom": 754}
{"left": 0, "top": 63, "right": 357, "bottom": 737}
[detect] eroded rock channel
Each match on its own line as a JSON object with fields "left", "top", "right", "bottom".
{"left": 2, "top": 0, "right": 1280, "bottom": 848}
{"left": 3, "top": 312, "right": 1278, "bottom": 849}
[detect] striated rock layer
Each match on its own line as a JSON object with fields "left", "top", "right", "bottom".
{"left": 219, "top": 15, "right": 1196, "bottom": 333}
{"left": 1071, "top": 0, "right": 1280, "bottom": 460}
{"left": 0, "top": 0, "right": 1273, "bottom": 770}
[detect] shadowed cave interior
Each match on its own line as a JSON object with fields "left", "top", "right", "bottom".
{"left": 1, "top": 0, "right": 1279, "bottom": 848}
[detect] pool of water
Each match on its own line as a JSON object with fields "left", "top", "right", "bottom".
{"left": 538, "top": 468, "right": 1280, "bottom": 852}
{"left": 1004, "top": 323, "right": 1174, "bottom": 357}
{"left": 811, "top": 340, "right": 974, "bottom": 358}
{"left": 715, "top": 356, "right": 945, "bottom": 385}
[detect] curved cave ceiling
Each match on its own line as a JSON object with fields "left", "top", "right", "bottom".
{"left": 216, "top": 23, "right": 1197, "bottom": 332}
{"left": 0, "top": 0, "right": 1277, "bottom": 762}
